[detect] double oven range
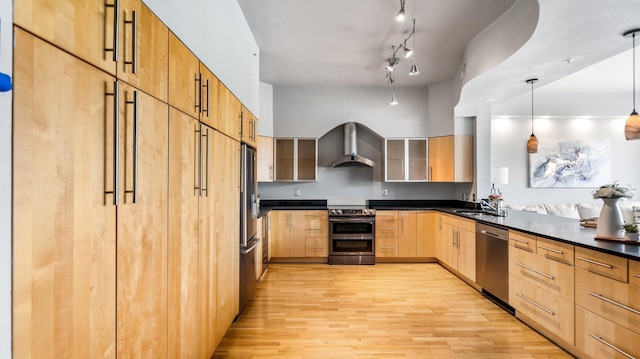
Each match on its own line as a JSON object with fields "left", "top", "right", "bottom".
{"left": 328, "top": 207, "right": 376, "bottom": 265}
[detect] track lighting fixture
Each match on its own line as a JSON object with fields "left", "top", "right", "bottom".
{"left": 526, "top": 78, "right": 539, "bottom": 154}
{"left": 624, "top": 28, "right": 640, "bottom": 140}
{"left": 395, "top": 0, "right": 406, "bottom": 22}
{"left": 389, "top": 72, "right": 398, "bottom": 105}
{"left": 401, "top": 41, "right": 413, "bottom": 58}
{"left": 409, "top": 19, "right": 419, "bottom": 76}
{"left": 386, "top": 48, "right": 399, "bottom": 72}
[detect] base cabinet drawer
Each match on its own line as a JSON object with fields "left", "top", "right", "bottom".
{"left": 509, "top": 245, "right": 575, "bottom": 302}
{"left": 575, "top": 268, "right": 640, "bottom": 333}
{"left": 509, "top": 274, "right": 574, "bottom": 345}
{"left": 576, "top": 306, "right": 640, "bottom": 359}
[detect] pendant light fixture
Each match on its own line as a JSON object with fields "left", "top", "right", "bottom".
{"left": 390, "top": 72, "right": 398, "bottom": 105}
{"left": 409, "top": 19, "right": 419, "bottom": 76}
{"left": 526, "top": 78, "right": 539, "bottom": 153}
{"left": 624, "top": 29, "right": 640, "bottom": 140}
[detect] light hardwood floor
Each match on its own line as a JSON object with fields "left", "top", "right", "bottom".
{"left": 213, "top": 264, "right": 572, "bottom": 358}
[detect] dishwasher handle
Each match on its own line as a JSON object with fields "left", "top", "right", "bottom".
{"left": 476, "top": 223, "right": 509, "bottom": 241}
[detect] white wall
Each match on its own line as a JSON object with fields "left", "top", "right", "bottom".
{"left": 258, "top": 81, "right": 274, "bottom": 137}
{"left": 490, "top": 114, "right": 640, "bottom": 205}
{"left": 0, "top": 4, "right": 12, "bottom": 357}
{"left": 272, "top": 85, "right": 430, "bottom": 138}
{"left": 144, "top": 0, "right": 260, "bottom": 114}
{"left": 258, "top": 84, "right": 475, "bottom": 204}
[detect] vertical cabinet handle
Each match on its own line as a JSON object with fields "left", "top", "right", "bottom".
{"left": 240, "top": 111, "right": 244, "bottom": 137}
{"left": 124, "top": 11, "right": 137, "bottom": 73}
{"left": 105, "top": 81, "right": 119, "bottom": 205}
{"left": 203, "top": 127, "right": 209, "bottom": 197}
{"left": 193, "top": 124, "right": 200, "bottom": 196}
{"left": 197, "top": 124, "right": 203, "bottom": 197}
{"left": 202, "top": 78, "right": 210, "bottom": 117}
{"left": 105, "top": 0, "right": 120, "bottom": 61}
{"left": 124, "top": 90, "right": 138, "bottom": 203}
{"left": 194, "top": 73, "right": 201, "bottom": 112}
{"left": 289, "top": 214, "right": 293, "bottom": 228}
{"left": 428, "top": 166, "right": 432, "bottom": 181}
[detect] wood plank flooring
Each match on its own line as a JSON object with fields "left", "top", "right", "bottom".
{"left": 213, "top": 264, "right": 571, "bottom": 358}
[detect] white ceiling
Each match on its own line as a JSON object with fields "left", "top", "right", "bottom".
{"left": 237, "top": 0, "right": 516, "bottom": 87}
{"left": 238, "top": 0, "right": 640, "bottom": 112}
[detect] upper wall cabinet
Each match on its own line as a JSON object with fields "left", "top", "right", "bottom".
{"left": 257, "top": 136, "right": 274, "bottom": 182}
{"left": 117, "top": 0, "right": 168, "bottom": 102}
{"left": 241, "top": 105, "right": 258, "bottom": 148}
{"left": 274, "top": 138, "right": 317, "bottom": 182}
{"left": 168, "top": 33, "right": 201, "bottom": 119}
{"left": 15, "top": 0, "right": 118, "bottom": 75}
{"left": 385, "top": 139, "right": 428, "bottom": 182}
{"left": 218, "top": 84, "right": 242, "bottom": 141}
{"left": 428, "top": 135, "right": 474, "bottom": 182}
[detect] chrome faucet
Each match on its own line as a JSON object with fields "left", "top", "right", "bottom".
{"left": 480, "top": 199, "right": 497, "bottom": 212}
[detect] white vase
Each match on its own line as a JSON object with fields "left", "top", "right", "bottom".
{"left": 596, "top": 198, "right": 625, "bottom": 239}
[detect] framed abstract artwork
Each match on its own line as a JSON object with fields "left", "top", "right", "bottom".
{"left": 529, "top": 139, "right": 611, "bottom": 188}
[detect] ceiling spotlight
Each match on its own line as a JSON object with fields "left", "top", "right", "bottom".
{"left": 400, "top": 39, "right": 413, "bottom": 59}
{"left": 395, "top": 0, "right": 406, "bottom": 22}
{"left": 409, "top": 64, "right": 419, "bottom": 76}
{"left": 386, "top": 45, "right": 399, "bottom": 72}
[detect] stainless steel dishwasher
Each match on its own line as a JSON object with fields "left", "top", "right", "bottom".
{"left": 476, "top": 222, "right": 512, "bottom": 313}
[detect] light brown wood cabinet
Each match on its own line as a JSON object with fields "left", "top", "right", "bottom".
{"left": 13, "top": 29, "right": 117, "bottom": 358}
{"left": 376, "top": 211, "right": 436, "bottom": 260}
{"left": 218, "top": 84, "right": 242, "bottom": 141}
{"left": 573, "top": 249, "right": 640, "bottom": 359}
{"left": 270, "top": 210, "right": 327, "bottom": 258}
{"left": 508, "top": 231, "right": 575, "bottom": 347}
{"left": 167, "top": 108, "right": 199, "bottom": 358}
{"left": 375, "top": 211, "right": 399, "bottom": 257}
{"left": 115, "top": 82, "right": 169, "bottom": 359}
{"left": 117, "top": 0, "right": 169, "bottom": 101}
{"left": 271, "top": 210, "right": 306, "bottom": 257}
{"left": 241, "top": 105, "right": 258, "bottom": 147}
{"left": 168, "top": 33, "right": 220, "bottom": 129}
{"left": 274, "top": 138, "right": 317, "bottom": 181}
{"left": 428, "top": 135, "right": 473, "bottom": 182}
{"left": 14, "top": 2, "right": 244, "bottom": 355}
{"left": 14, "top": 0, "right": 118, "bottom": 76}
{"left": 257, "top": 136, "right": 275, "bottom": 182}
{"left": 305, "top": 211, "right": 329, "bottom": 257}
{"left": 437, "top": 214, "right": 475, "bottom": 281}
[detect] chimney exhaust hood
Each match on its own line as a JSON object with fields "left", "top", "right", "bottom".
{"left": 329, "top": 122, "right": 376, "bottom": 167}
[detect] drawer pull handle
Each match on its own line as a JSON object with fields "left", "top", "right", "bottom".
{"left": 515, "top": 262, "right": 555, "bottom": 280}
{"left": 537, "top": 245, "right": 563, "bottom": 254}
{"left": 589, "top": 334, "right": 636, "bottom": 359}
{"left": 515, "top": 293, "right": 555, "bottom": 316}
{"left": 588, "top": 292, "right": 640, "bottom": 316}
{"left": 511, "top": 238, "right": 529, "bottom": 245}
{"left": 577, "top": 256, "right": 613, "bottom": 269}
{"left": 634, "top": 273, "right": 640, "bottom": 279}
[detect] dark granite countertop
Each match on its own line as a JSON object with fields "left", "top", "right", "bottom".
{"left": 259, "top": 199, "right": 640, "bottom": 260}
{"left": 454, "top": 209, "right": 640, "bottom": 261}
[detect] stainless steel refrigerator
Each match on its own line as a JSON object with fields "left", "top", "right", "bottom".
{"left": 239, "top": 144, "right": 259, "bottom": 314}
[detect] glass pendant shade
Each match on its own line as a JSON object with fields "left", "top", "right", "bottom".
{"left": 527, "top": 133, "right": 539, "bottom": 153}
{"left": 625, "top": 111, "right": 640, "bottom": 140}
{"left": 624, "top": 29, "right": 640, "bottom": 140}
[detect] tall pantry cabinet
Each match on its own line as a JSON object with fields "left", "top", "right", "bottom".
{"left": 13, "top": 0, "right": 243, "bottom": 358}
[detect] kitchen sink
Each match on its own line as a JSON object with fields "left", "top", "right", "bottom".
{"left": 451, "top": 209, "right": 497, "bottom": 216}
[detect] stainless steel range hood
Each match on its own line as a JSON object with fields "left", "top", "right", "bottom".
{"left": 329, "top": 122, "right": 376, "bottom": 167}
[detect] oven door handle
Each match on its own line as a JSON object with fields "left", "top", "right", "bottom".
{"left": 329, "top": 218, "right": 375, "bottom": 224}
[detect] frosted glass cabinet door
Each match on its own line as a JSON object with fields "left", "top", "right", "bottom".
{"left": 274, "top": 138, "right": 317, "bottom": 181}
{"left": 385, "top": 138, "right": 427, "bottom": 182}
{"left": 408, "top": 139, "right": 427, "bottom": 181}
